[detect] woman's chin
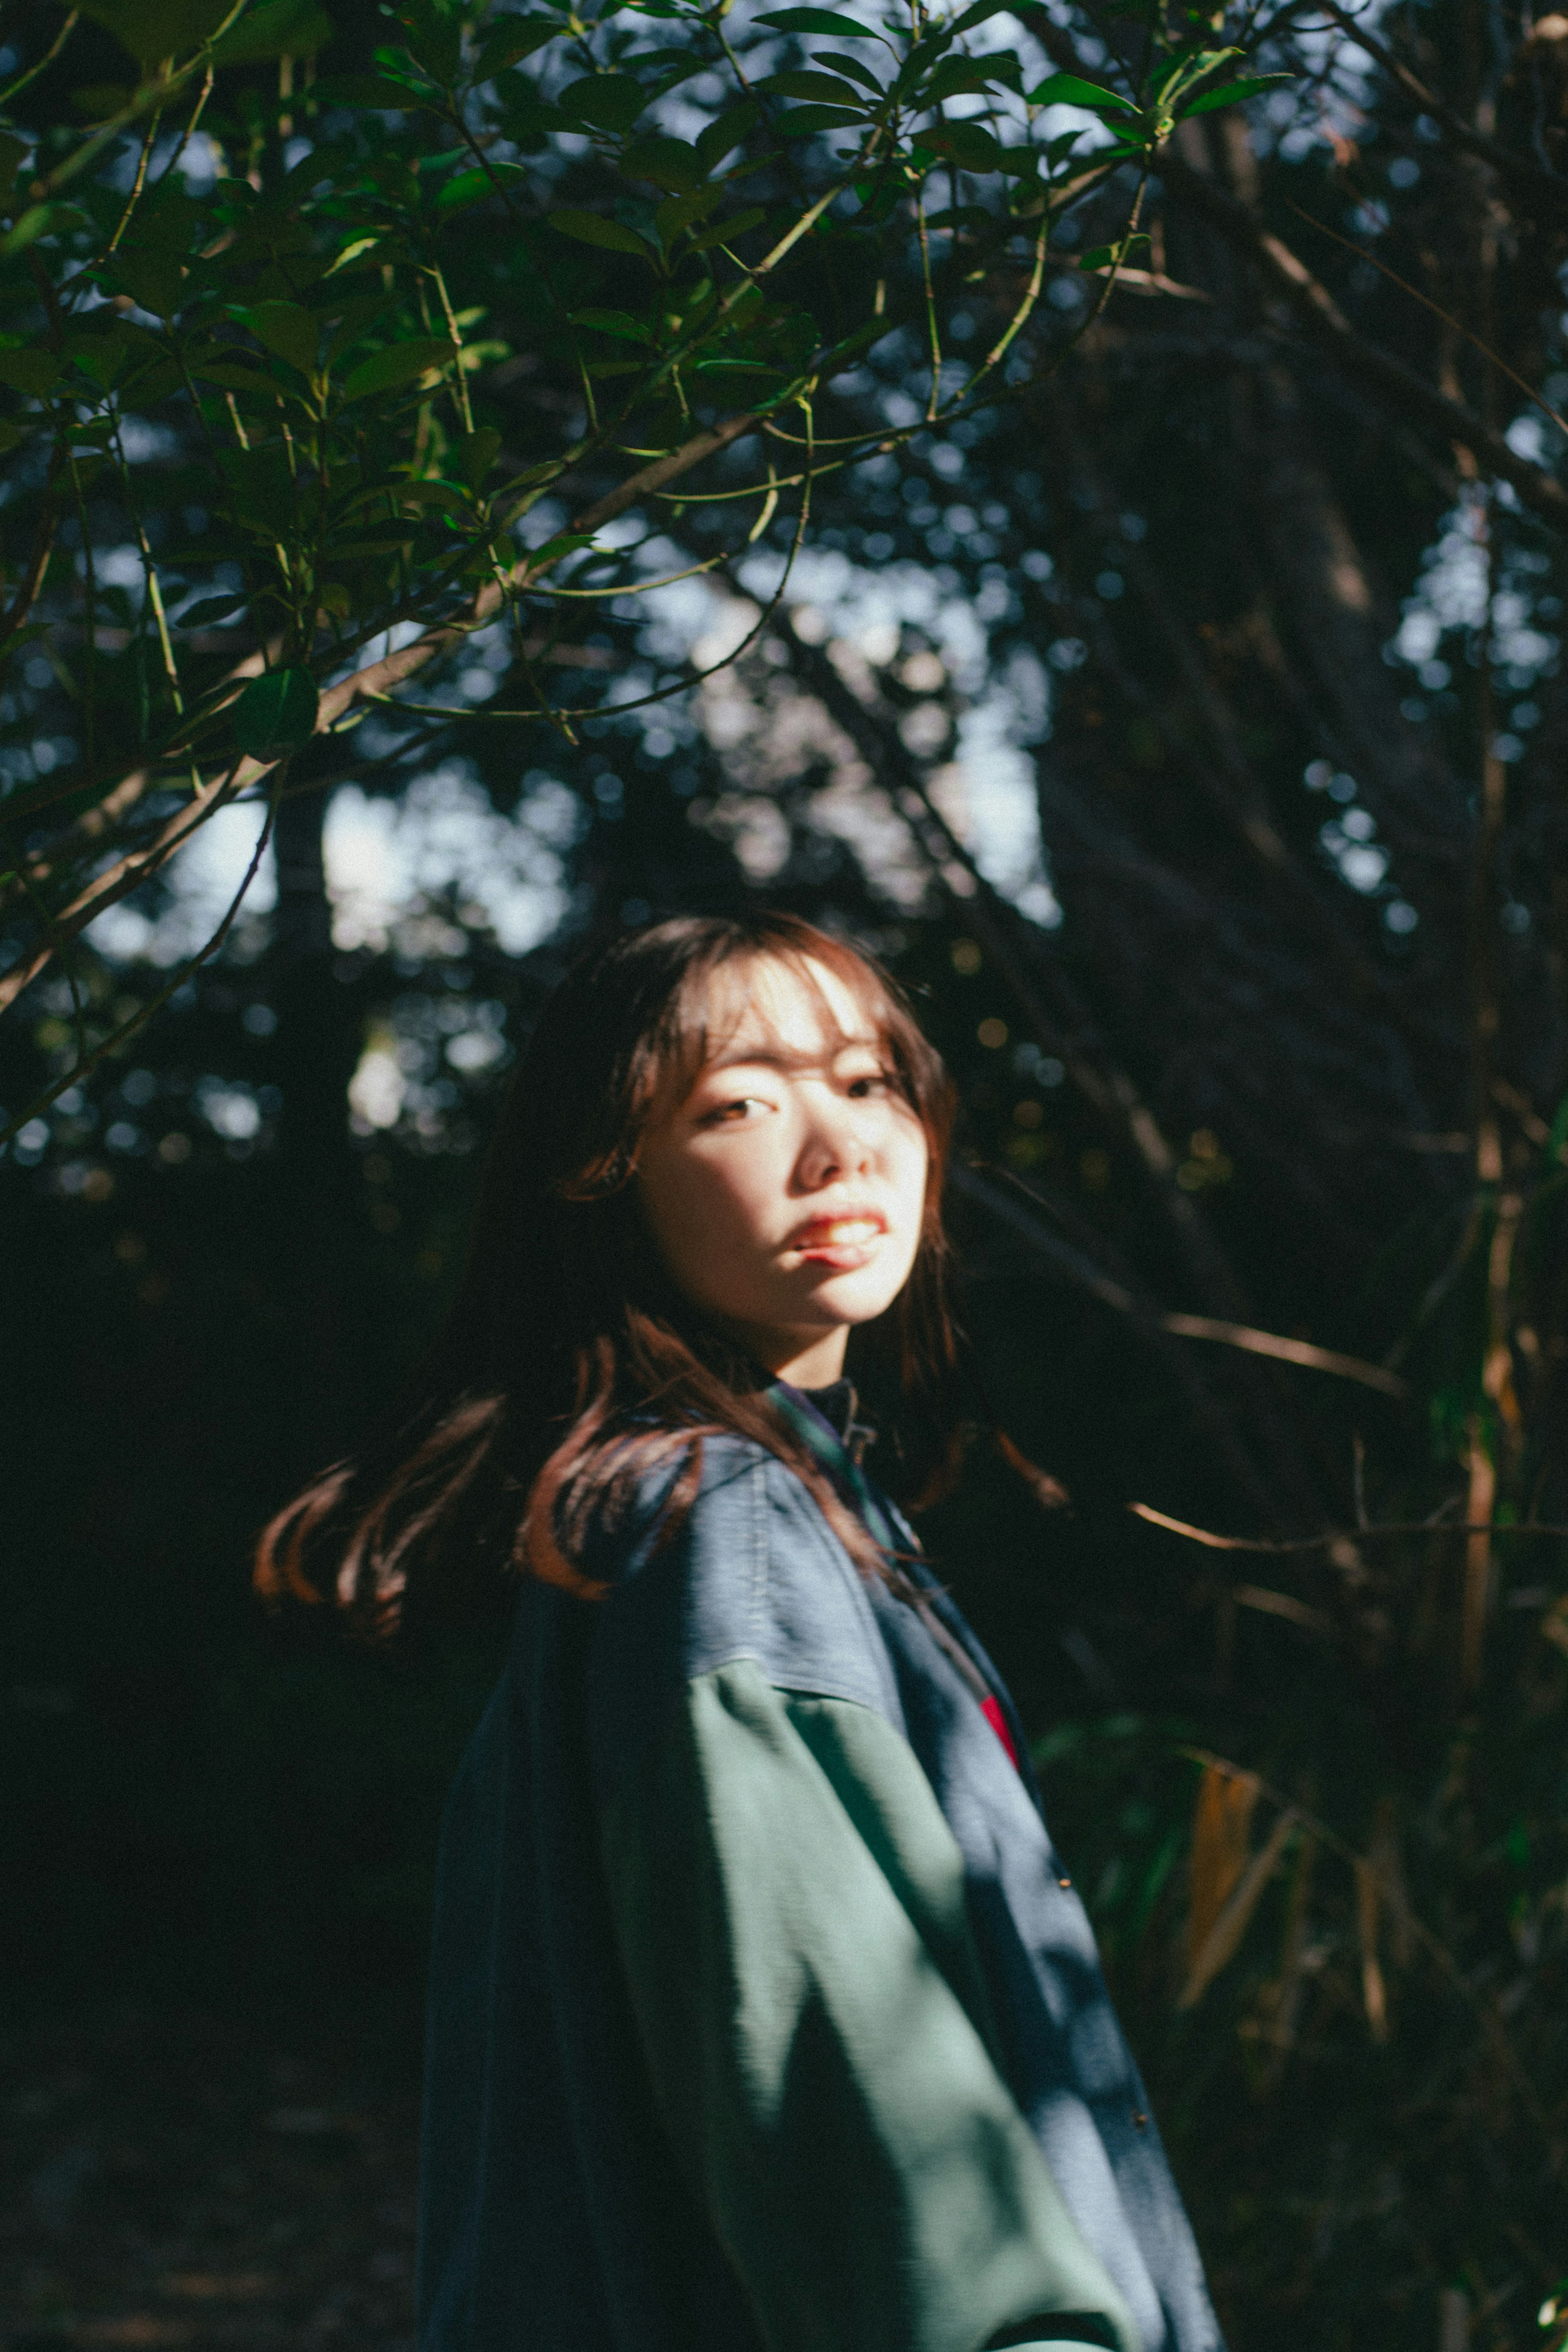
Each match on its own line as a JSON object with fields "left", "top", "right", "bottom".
{"left": 788, "top": 1262, "right": 907, "bottom": 1325}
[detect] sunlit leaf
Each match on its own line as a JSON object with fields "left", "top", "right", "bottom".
{"left": 2, "top": 204, "right": 91, "bottom": 256}
{"left": 233, "top": 667, "right": 319, "bottom": 758}
{"left": 435, "top": 163, "right": 528, "bottom": 214}
{"left": 1079, "top": 233, "right": 1150, "bottom": 269}
{"left": 340, "top": 338, "right": 452, "bottom": 401}
{"left": 1027, "top": 69, "right": 1136, "bottom": 115}
{"left": 323, "top": 236, "right": 384, "bottom": 277}
{"left": 1180, "top": 71, "right": 1293, "bottom": 114}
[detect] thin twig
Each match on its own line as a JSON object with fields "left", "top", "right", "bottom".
{"left": 1131, "top": 1501, "right": 1568, "bottom": 1549}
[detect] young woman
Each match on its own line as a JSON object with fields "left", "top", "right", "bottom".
{"left": 258, "top": 914, "right": 1225, "bottom": 2352}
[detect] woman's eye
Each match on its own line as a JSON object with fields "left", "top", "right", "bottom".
{"left": 847, "top": 1069, "right": 895, "bottom": 1099}
{"left": 705, "top": 1095, "right": 764, "bottom": 1124}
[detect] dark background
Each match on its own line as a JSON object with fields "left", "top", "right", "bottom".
{"left": 7, "top": 0, "right": 1568, "bottom": 2342}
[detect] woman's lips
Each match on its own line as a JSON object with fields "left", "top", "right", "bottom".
{"left": 789, "top": 1215, "right": 886, "bottom": 1271}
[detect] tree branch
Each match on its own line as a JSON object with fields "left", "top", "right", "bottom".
{"left": 1157, "top": 149, "right": 1568, "bottom": 526}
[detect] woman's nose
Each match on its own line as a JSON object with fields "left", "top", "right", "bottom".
{"left": 795, "top": 1095, "right": 873, "bottom": 1188}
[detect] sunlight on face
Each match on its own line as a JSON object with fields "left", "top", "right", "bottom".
{"left": 635, "top": 955, "right": 929, "bottom": 1389}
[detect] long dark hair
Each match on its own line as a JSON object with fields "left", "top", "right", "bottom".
{"left": 255, "top": 914, "right": 964, "bottom": 1631}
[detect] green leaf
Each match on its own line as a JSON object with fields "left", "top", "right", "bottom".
{"left": 548, "top": 208, "right": 657, "bottom": 258}
{"left": 0, "top": 350, "right": 62, "bottom": 395}
{"left": 209, "top": 0, "right": 332, "bottom": 61}
{"left": 435, "top": 163, "right": 527, "bottom": 214}
{"left": 322, "top": 295, "right": 395, "bottom": 369}
{"left": 340, "top": 338, "right": 452, "bottom": 401}
{"left": 689, "top": 357, "right": 785, "bottom": 381}
{"left": 921, "top": 58, "right": 1009, "bottom": 100}
{"left": 0, "top": 134, "right": 29, "bottom": 207}
{"left": 395, "top": 478, "right": 472, "bottom": 517}
{"left": 70, "top": 81, "right": 133, "bottom": 116}
{"left": 812, "top": 50, "right": 884, "bottom": 92}
{"left": 310, "top": 71, "right": 448, "bottom": 111}
{"left": 1180, "top": 71, "right": 1293, "bottom": 114}
{"left": 695, "top": 102, "right": 758, "bottom": 169}
{"left": 77, "top": 0, "right": 233, "bottom": 65}
{"left": 1546, "top": 1088, "right": 1568, "bottom": 1164}
{"left": 178, "top": 593, "right": 249, "bottom": 628}
{"left": 106, "top": 252, "right": 185, "bottom": 317}
{"left": 218, "top": 444, "right": 295, "bottom": 530}
{"left": 688, "top": 205, "right": 765, "bottom": 249}
{"left": 756, "top": 67, "right": 867, "bottom": 103}
{"left": 392, "top": 4, "right": 461, "bottom": 83}
{"left": 474, "top": 15, "right": 562, "bottom": 75}
{"left": 523, "top": 531, "right": 598, "bottom": 567}
{"left": 917, "top": 120, "right": 1002, "bottom": 168}
{"left": 332, "top": 533, "right": 418, "bottom": 558}
{"left": 621, "top": 134, "right": 706, "bottom": 191}
{"left": 236, "top": 300, "right": 319, "bottom": 375}
{"left": 1079, "top": 233, "right": 1150, "bottom": 269}
{"left": 189, "top": 357, "right": 285, "bottom": 397}
{"left": 2, "top": 203, "right": 89, "bottom": 256}
{"left": 654, "top": 184, "right": 720, "bottom": 243}
{"left": 755, "top": 7, "right": 871, "bottom": 29}
{"left": 776, "top": 102, "right": 864, "bottom": 133}
{"left": 451, "top": 426, "right": 502, "bottom": 488}
{"left": 1027, "top": 70, "right": 1135, "bottom": 114}
{"left": 569, "top": 307, "right": 656, "bottom": 342}
{"left": 557, "top": 72, "right": 649, "bottom": 132}
{"left": 950, "top": 0, "right": 1015, "bottom": 26}
{"left": 323, "top": 235, "right": 384, "bottom": 277}
{"left": 64, "top": 325, "right": 125, "bottom": 387}
{"left": 233, "top": 667, "right": 319, "bottom": 758}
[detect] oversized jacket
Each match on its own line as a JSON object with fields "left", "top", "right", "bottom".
{"left": 416, "top": 1389, "right": 1226, "bottom": 2352}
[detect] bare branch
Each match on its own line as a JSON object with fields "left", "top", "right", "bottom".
{"left": 1158, "top": 149, "right": 1568, "bottom": 526}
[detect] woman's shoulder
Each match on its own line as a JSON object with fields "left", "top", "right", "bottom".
{"left": 583, "top": 1429, "right": 904, "bottom": 1791}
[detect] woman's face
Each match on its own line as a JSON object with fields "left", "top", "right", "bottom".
{"left": 636, "top": 955, "right": 930, "bottom": 1388}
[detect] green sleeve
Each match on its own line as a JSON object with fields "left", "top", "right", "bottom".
{"left": 597, "top": 1658, "right": 1142, "bottom": 2352}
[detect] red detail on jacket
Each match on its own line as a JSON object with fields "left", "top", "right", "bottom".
{"left": 980, "top": 1693, "right": 1020, "bottom": 1770}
